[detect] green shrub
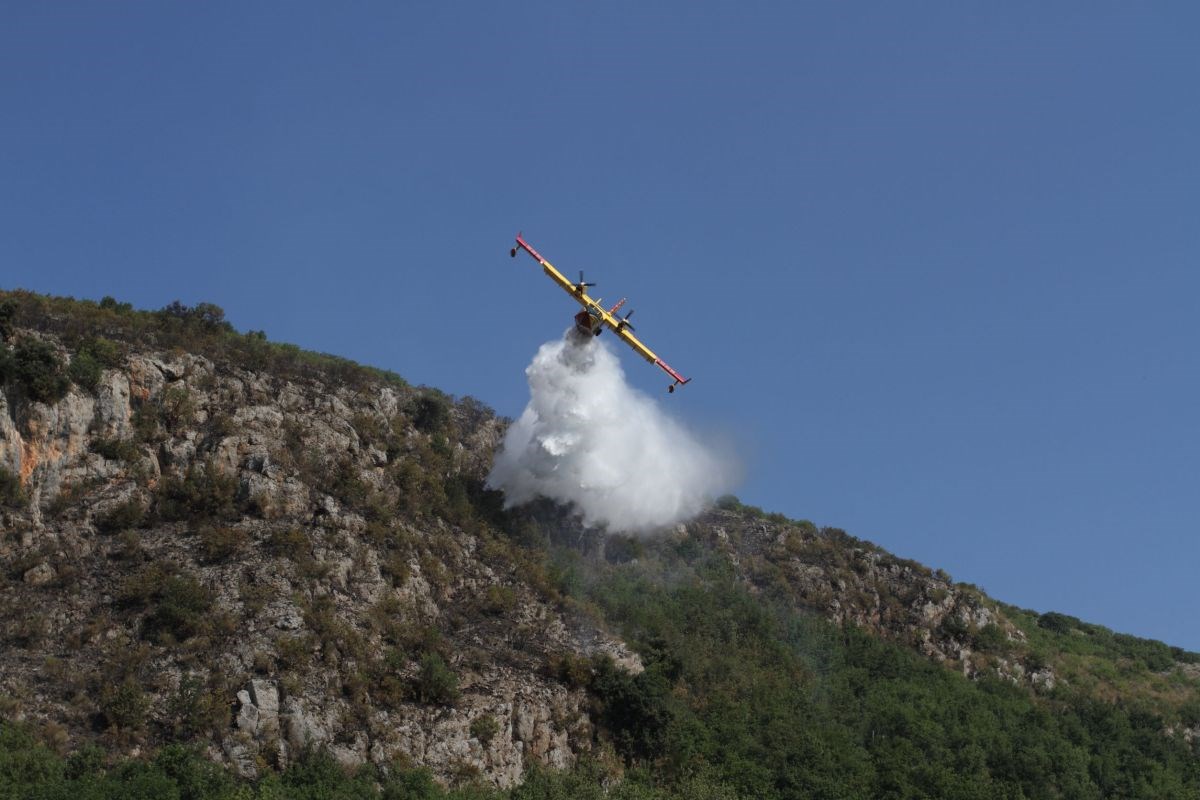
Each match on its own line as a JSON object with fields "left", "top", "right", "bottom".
{"left": 5, "top": 611, "right": 47, "bottom": 647}
{"left": 157, "top": 462, "right": 239, "bottom": 521}
{"left": 548, "top": 653, "right": 594, "bottom": 690}
{"left": 160, "top": 300, "right": 230, "bottom": 330}
{"left": 973, "top": 623, "right": 1008, "bottom": 652}
{"left": 715, "top": 494, "right": 741, "bottom": 511}
{"left": 141, "top": 574, "right": 213, "bottom": 644}
{"left": 5, "top": 338, "right": 70, "bottom": 403}
{"left": 479, "top": 584, "right": 517, "bottom": 615}
{"left": 470, "top": 713, "right": 500, "bottom": 745}
{"left": 45, "top": 478, "right": 98, "bottom": 517}
{"left": 206, "top": 411, "right": 236, "bottom": 439}
{"left": 166, "top": 677, "right": 232, "bottom": 740}
{"left": 116, "top": 562, "right": 170, "bottom": 608}
{"left": 410, "top": 393, "right": 451, "bottom": 434}
{"left": 302, "top": 594, "right": 367, "bottom": 661}
{"left": 324, "top": 459, "right": 371, "bottom": 508}
{"left": 0, "top": 466, "right": 24, "bottom": 509}
{"left": 266, "top": 748, "right": 381, "bottom": 799}
{"left": 1024, "top": 648, "right": 1049, "bottom": 672}
{"left": 91, "top": 436, "right": 142, "bottom": 463}
{"left": 1112, "top": 633, "right": 1176, "bottom": 672}
{"left": 1037, "top": 611, "right": 1080, "bottom": 634}
{"left": 82, "top": 335, "right": 123, "bottom": 367}
{"left": 196, "top": 524, "right": 248, "bottom": 563}
{"left": 939, "top": 613, "right": 969, "bottom": 640}
{"left": 605, "top": 535, "right": 644, "bottom": 565}
{"left": 351, "top": 412, "right": 389, "bottom": 445}
{"left": 100, "top": 677, "right": 149, "bottom": 731}
{"left": 95, "top": 498, "right": 145, "bottom": 533}
{"left": 413, "top": 653, "right": 459, "bottom": 705}
{"left": 392, "top": 458, "right": 447, "bottom": 519}
{"left": 373, "top": 546, "right": 406, "bottom": 582}
{"left": 239, "top": 579, "right": 276, "bottom": 618}
{"left": 1179, "top": 699, "right": 1200, "bottom": 729}
{"left": 418, "top": 551, "right": 449, "bottom": 591}
{"left": 0, "top": 300, "right": 15, "bottom": 340}
{"left": 590, "top": 657, "right": 674, "bottom": 762}
{"left": 131, "top": 403, "right": 163, "bottom": 443}
{"left": 63, "top": 742, "right": 104, "bottom": 780}
{"left": 1171, "top": 646, "right": 1200, "bottom": 665}
{"left": 277, "top": 634, "right": 314, "bottom": 671}
{"left": 99, "top": 295, "right": 133, "bottom": 313}
{"left": 67, "top": 350, "right": 101, "bottom": 391}
{"left": 442, "top": 475, "right": 473, "bottom": 525}
{"left": 267, "top": 527, "right": 316, "bottom": 573}
{"left": 378, "top": 766, "right": 447, "bottom": 799}
{"left": 159, "top": 385, "right": 197, "bottom": 430}
{"left": 63, "top": 336, "right": 123, "bottom": 394}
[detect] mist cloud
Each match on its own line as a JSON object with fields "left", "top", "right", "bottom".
{"left": 487, "top": 332, "right": 736, "bottom": 532}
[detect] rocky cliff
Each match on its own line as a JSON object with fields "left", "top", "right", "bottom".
{"left": 1, "top": 293, "right": 1195, "bottom": 788}
{"left": 0, "top": 313, "right": 642, "bottom": 787}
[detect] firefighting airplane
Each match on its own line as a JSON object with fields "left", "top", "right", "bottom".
{"left": 510, "top": 233, "right": 692, "bottom": 392}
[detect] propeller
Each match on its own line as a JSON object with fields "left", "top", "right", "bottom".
{"left": 576, "top": 271, "right": 596, "bottom": 291}
{"left": 617, "top": 309, "right": 635, "bottom": 332}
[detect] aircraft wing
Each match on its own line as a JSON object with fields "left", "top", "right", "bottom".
{"left": 598, "top": 311, "right": 691, "bottom": 392}
{"left": 512, "top": 233, "right": 592, "bottom": 310}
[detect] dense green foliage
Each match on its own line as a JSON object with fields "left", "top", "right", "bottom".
{"left": 1024, "top": 608, "right": 1198, "bottom": 670}
{"left": 0, "top": 299, "right": 16, "bottom": 340}
{"left": 0, "top": 731, "right": 494, "bottom": 800}
{"left": 0, "top": 337, "right": 71, "bottom": 404}
{"left": 0, "top": 729, "right": 736, "bottom": 800}
{"left": 579, "top": 553, "right": 1200, "bottom": 798}
{"left": 66, "top": 336, "right": 124, "bottom": 392}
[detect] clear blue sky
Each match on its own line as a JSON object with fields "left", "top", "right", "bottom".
{"left": 3, "top": 4, "right": 1197, "bottom": 649}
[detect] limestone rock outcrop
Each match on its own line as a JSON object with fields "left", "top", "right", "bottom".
{"left": 0, "top": 325, "right": 626, "bottom": 788}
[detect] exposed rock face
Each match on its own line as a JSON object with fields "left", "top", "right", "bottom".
{"left": 0, "top": 320, "right": 1060, "bottom": 786}
{"left": 695, "top": 512, "right": 1043, "bottom": 684}
{"left": 0, "top": 327, "right": 628, "bottom": 788}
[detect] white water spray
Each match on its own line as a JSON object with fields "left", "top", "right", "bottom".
{"left": 487, "top": 331, "right": 736, "bottom": 532}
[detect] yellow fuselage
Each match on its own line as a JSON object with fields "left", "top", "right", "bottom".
{"left": 537, "top": 259, "right": 660, "bottom": 365}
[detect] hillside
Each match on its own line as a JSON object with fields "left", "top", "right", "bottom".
{"left": 1, "top": 289, "right": 1198, "bottom": 799}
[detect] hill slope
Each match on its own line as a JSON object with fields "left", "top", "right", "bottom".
{"left": 1, "top": 290, "right": 1198, "bottom": 798}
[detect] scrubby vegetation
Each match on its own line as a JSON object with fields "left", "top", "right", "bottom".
{"left": 1025, "top": 609, "right": 1197, "bottom": 671}
{"left": 0, "top": 732, "right": 482, "bottom": 800}
{"left": 4, "top": 288, "right": 1200, "bottom": 799}
{"left": 0, "top": 466, "right": 24, "bottom": 509}
{"left": 0, "top": 290, "right": 410, "bottom": 392}
{"left": 558, "top": 543, "right": 1200, "bottom": 798}
{"left": 6, "top": 547, "right": 1200, "bottom": 799}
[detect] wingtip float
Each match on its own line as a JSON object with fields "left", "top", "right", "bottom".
{"left": 511, "top": 232, "right": 692, "bottom": 393}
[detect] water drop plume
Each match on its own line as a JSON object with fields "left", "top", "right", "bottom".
{"left": 487, "top": 331, "right": 736, "bottom": 532}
